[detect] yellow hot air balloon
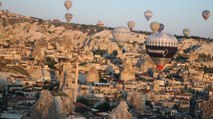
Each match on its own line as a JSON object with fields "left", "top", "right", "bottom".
{"left": 65, "top": 13, "right": 73, "bottom": 23}
{"left": 150, "top": 22, "right": 160, "bottom": 33}
{"left": 112, "top": 26, "right": 131, "bottom": 47}
{"left": 127, "top": 21, "right": 135, "bottom": 31}
{"left": 64, "top": 0, "right": 72, "bottom": 11}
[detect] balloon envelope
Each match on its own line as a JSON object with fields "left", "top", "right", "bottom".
{"left": 97, "top": 21, "right": 104, "bottom": 27}
{"left": 158, "top": 24, "right": 164, "bottom": 33}
{"left": 150, "top": 22, "right": 160, "bottom": 33}
{"left": 127, "top": 21, "right": 135, "bottom": 31}
{"left": 144, "top": 10, "right": 153, "bottom": 21}
{"left": 145, "top": 33, "right": 178, "bottom": 70}
{"left": 202, "top": 10, "right": 211, "bottom": 20}
{"left": 52, "top": 19, "right": 61, "bottom": 24}
{"left": 64, "top": 0, "right": 72, "bottom": 11}
{"left": 112, "top": 26, "right": 130, "bottom": 47}
{"left": 65, "top": 13, "right": 73, "bottom": 23}
{"left": 183, "top": 29, "right": 190, "bottom": 37}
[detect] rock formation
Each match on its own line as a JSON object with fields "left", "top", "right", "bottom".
{"left": 129, "top": 91, "right": 143, "bottom": 111}
{"left": 108, "top": 101, "right": 132, "bottom": 119}
{"left": 31, "top": 90, "right": 74, "bottom": 119}
{"left": 120, "top": 61, "right": 135, "bottom": 81}
{"left": 31, "top": 90, "right": 59, "bottom": 119}
{"left": 86, "top": 66, "right": 100, "bottom": 83}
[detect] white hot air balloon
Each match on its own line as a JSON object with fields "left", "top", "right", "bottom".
{"left": 145, "top": 33, "right": 178, "bottom": 70}
{"left": 183, "top": 29, "right": 190, "bottom": 37}
{"left": 97, "top": 21, "right": 104, "bottom": 27}
{"left": 65, "top": 13, "right": 73, "bottom": 23}
{"left": 64, "top": 0, "right": 72, "bottom": 11}
{"left": 202, "top": 10, "right": 211, "bottom": 20}
{"left": 144, "top": 10, "right": 153, "bottom": 21}
{"left": 150, "top": 22, "right": 160, "bottom": 33}
{"left": 127, "top": 21, "right": 135, "bottom": 31}
{"left": 112, "top": 26, "right": 131, "bottom": 47}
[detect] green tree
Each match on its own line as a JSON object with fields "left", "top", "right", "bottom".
{"left": 45, "top": 57, "right": 57, "bottom": 69}
{"left": 77, "top": 96, "right": 91, "bottom": 107}
{"left": 96, "top": 101, "right": 110, "bottom": 112}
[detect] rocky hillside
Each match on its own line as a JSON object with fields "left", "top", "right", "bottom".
{"left": 0, "top": 10, "right": 212, "bottom": 69}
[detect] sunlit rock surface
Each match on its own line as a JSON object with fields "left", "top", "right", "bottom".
{"left": 108, "top": 101, "right": 132, "bottom": 119}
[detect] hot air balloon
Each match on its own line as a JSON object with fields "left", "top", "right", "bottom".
{"left": 144, "top": 10, "right": 153, "bottom": 21}
{"left": 97, "top": 21, "right": 104, "bottom": 27}
{"left": 64, "top": 0, "right": 72, "bottom": 11}
{"left": 127, "top": 21, "right": 135, "bottom": 31}
{"left": 0, "top": 1, "right": 2, "bottom": 7}
{"left": 183, "top": 29, "right": 190, "bottom": 37}
{"left": 52, "top": 19, "right": 61, "bottom": 24}
{"left": 150, "top": 22, "right": 160, "bottom": 33}
{"left": 158, "top": 23, "right": 164, "bottom": 33}
{"left": 65, "top": 13, "right": 73, "bottom": 23}
{"left": 145, "top": 33, "right": 178, "bottom": 70}
{"left": 202, "top": 10, "right": 211, "bottom": 20}
{"left": 112, "top": 26, "right": 131, "bottom": 47}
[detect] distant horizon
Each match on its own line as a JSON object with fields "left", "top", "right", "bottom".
{"left": 1, "top": 0, "right": 213, "bottom": 38}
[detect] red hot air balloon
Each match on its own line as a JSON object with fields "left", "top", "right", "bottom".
{"left": 202, "top": 10, "right": 211, "bottom": 20}
{"left": 145, "top": 33, "right": 178, "bottom": 70}
{"left": 65, "top": 13, "right": 73, "bottom": 23}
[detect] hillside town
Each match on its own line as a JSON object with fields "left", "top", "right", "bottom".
{"left": 0, "top": 10, "right": 213, "bottom": 119}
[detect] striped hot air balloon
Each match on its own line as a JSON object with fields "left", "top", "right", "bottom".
{"left": 145, "top": 33, "right": 178, "bottom": 70}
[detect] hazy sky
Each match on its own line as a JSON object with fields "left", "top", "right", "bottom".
{"left": 1, "top": 0, "right": 213, "bottom": 38}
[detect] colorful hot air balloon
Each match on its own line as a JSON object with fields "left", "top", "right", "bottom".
{"left": 65, "top": 13, "right": 73, "bottom": 23}
{"left": 202, "top": 10, "right": 211, "bottom": 20}
{"left": 144, "top": 10, "right": 153, "bottom": 21}
{"left": 127, "top": 21, "right": 135, "bottom": 31}
{"left": 145, "top": 33, "right": 178, "bottom": 70}
{"left": 150, "top": 22, "right": 160, "bottom": 33}
{"left": 64, "top": 0, "right": 72, "bottom": 11}
{"left": 112, "top": 26, "right": 131, "bottom": 47}
{"left": 158, "top": 23, "right": 164, "bottom": 33}
{"left": 183, "top": 29, "right": 190, "bottom": 37}
{"left": 97, "top": 21, "right": 104, "bottom": 27}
